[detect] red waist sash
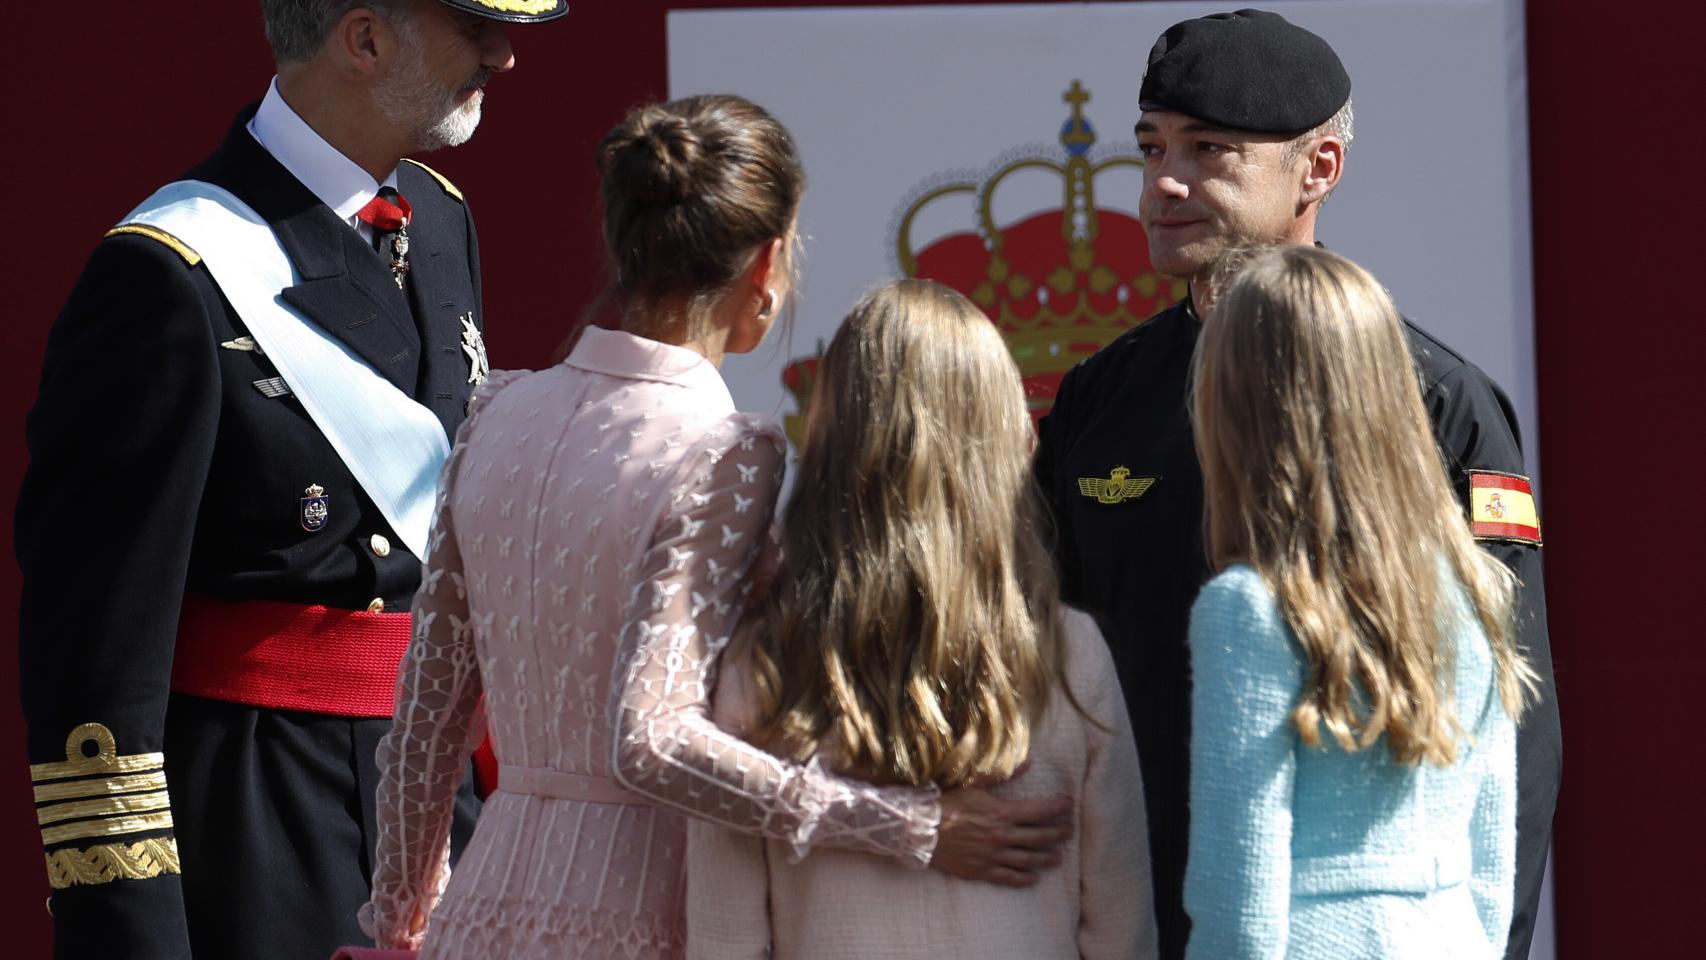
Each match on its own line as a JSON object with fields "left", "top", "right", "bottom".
{"left": 171, "top": 594, "right": 410, "bottom": 718}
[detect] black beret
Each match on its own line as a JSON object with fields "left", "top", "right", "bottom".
{"left": 1139, "top": 9, "right": 1350, "bottom": 134}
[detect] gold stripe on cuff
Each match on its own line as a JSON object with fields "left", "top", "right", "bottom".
{"left": 40, "top": 810, "right": 174, "bottom": 847}
{"left": 38, "top": 791, "right": 170, "bottom": 826}
{"left": 33, "top": 769, "right": 167, "bottom": 805}
{"left": 45, "top": 838, "right": 180, "bottom": 890}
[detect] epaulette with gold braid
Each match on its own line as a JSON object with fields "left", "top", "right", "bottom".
{"left": 403, "top": 158, "right": 465, "bottom": 203}
{"left": 104, "top": 224, "right": 201, "bottom": 266}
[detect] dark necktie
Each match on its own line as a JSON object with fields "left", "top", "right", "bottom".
{"left": 355, "top": 187, "right": 411, "bottom": 288}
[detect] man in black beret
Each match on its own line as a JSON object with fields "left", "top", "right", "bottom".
{"left": 16, "top": 2, "right": 565, "bottom": 958}
{"left": 1033, "top": 9, "right": 1559, "bottom": 959}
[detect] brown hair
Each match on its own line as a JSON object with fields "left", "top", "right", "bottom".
{"left": 730, "top": 279, "right": 1070, "bottom": 789}
{"left": 1193, "top": 245, "right": 1536, "bottom": 765}
{"left": 596, "top": 94, "right": 804, "bottom": 342}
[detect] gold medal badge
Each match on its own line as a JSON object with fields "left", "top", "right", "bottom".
{"left": 1078, "top": 466, "right": 1157, "bottom": 504}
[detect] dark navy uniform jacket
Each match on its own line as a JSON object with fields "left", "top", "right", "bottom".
{"left": 1034, "top": 298, "right": 1560, "bottom": 960}
{"left": 17, "top": 108, "right": 481, "bottom": 960}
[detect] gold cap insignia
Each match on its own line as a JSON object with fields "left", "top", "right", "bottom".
{"left": 434, "top": 0, "right": 567, "bottom": 26}
{"left": 1078, "top": 466, "right": 1157, "bottom": 504}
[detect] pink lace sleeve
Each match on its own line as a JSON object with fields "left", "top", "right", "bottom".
{"left": 609, "top": 418, "right": 941, "bottom": 867}
{"left": 360, "top": 372, "right": 520, "bottom": 949}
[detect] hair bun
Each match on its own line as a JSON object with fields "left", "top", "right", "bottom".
{"left": 605, "top": 110, "right": 703, "bottom": 204}
{"left": 597, "top": 94, "right": 803, "bottom": 308}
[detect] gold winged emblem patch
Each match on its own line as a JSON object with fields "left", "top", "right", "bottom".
{"left": 1078, "top": 466, "right": 1157, "bottom": 505}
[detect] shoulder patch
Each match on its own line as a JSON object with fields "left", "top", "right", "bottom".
{"left": 1468, "top": 471, "right": 1541, "bottom": 546}
{"left": 103, "top": 224, "right": 201, "bottom": 266}
{"left": 402, "top": 158, "right": 464, "bottom": 203}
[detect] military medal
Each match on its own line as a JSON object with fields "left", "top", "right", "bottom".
{"left": 300, "top": 483, "right": 330, "bottom": 532}
{"left": 387, "top": 228, "right": 410, "bottom": 288}
{"left": 460, "top": 312, "right": 489, "bottom": 385}
{"left": 355, "top": 189, "right": 413, "bottom": 289}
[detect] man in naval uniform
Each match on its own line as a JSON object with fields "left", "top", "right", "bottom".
{"left": 16, "top": 1, "right": 566, "bottom": 957}
{"left": 1033, "top": 11, "right": 1560, "bottom": 959}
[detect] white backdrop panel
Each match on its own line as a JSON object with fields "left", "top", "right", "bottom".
{"left": 668, "top": 0, "right": 1538, "bottom": 479}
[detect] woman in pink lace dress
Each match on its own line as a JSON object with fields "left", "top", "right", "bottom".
{"left": 687, "top": 281, "right": 1158, "bottom": 959}
{"left": 360, "top": 96, "right": 1072, "bottom": 960}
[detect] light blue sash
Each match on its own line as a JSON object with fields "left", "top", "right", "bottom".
{"left": 120, "top": 180, "right": 449, "bottom": 559}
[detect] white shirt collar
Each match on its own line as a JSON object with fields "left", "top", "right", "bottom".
{"left": 246, "top": 77, "right": 398, "bottom": 229}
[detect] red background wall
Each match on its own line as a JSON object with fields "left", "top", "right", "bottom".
{"left": 1, "top": 1, "right": 1699, "bottom": 954}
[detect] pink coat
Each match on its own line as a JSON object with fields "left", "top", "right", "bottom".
{"left": 362, "top": 329, "right": 939, "bottom": 959}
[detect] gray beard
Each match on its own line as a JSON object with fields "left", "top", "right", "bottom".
{"left": 420, "top": 89, "right": 482, "bottom": 151}
{"left": 373, "top": 38, "right": 485, "bottom": 153}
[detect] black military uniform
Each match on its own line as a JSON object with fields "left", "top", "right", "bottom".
{"left": 17, "top": 108, "right": 487, "bottom": 959}
{"left": 1033, "top": 13, "right": 1561, "bottom": 958}
{"left": 1036, "top": 295, "right": 1560, "bottom": 959}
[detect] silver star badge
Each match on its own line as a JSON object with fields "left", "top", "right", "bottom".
{"left": 460, "top": 312, "right": 489, "bottom": 385}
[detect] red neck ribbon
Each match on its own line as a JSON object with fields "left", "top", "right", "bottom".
{"left": 354, "top": 192, "right": 412, "bottom": 232}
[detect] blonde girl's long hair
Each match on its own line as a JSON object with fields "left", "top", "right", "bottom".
{"left": 730, "top": 279, "right": 1067, "bottom": 789}
{"left": 1193, "top": 246, "right": 1538, "bottom": 765}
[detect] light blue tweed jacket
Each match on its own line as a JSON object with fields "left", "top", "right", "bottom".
{"left": 1184, "top": 565, "right": 1516, "bottom": 960}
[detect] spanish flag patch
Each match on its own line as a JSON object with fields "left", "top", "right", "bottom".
{"left": 1469, "top": 471, "right": 1541, "bottom": 545}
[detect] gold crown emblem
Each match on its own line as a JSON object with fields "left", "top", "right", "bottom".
{"left": 783, "top": 81, "right": 1184, "bottom": 445}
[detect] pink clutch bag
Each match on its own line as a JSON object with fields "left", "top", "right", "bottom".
{"left": 329, "top": 949, "right": 417, "bottom": 960}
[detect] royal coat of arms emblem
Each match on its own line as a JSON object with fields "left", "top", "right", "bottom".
{"left": 781, "top": 81, "right": 1185, "bottom": 446}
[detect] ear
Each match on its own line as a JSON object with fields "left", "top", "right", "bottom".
{"left": 1298, "top": 135, "right": 1346, "bottom": 208}
{"left": 328, "top": 7, "right": 394, "bottom": 76}
{"left": 743, "top": 236, "right": 787, "bottom": 303}
{"left": 724, "top": 236, "right": 789, "bottom": 353}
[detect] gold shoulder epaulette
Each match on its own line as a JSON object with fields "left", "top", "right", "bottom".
{"left": 403, "top": 158, "right": 465, "bottom": 203}
{"left": 104, "top": 224, "right": 201, "bottom": 266}
{"left": 31, "top": 723, "right": 179, "bottom": 889}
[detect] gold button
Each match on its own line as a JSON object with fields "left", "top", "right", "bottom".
{"left": 367, "top": 597, "right": 386, "bottom": 614}
{"left": 369, "top": 534, "right": 391, "bottom": 557}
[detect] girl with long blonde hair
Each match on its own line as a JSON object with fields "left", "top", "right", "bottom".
{"left": 1184, "top": 245, "right": 1537, "bottom": 958}
{"left": 685, "top": 278, "right": 1158, "bottom": 959}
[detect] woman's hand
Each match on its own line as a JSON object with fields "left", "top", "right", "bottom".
{"left": 930, "top": 787, "right": 1074, "bottom": 887}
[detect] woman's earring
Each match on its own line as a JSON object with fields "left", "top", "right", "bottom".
{"left": 756, "top": 289, "right": 778, "bottom": 321}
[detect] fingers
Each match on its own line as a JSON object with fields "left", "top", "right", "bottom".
{"left": 997, "top": 792, "right": 1074, "bottom": 826}
{"left": 988, "top": 845, "right": 1064, "bottom": 873}
{"left": 931, "top": 787, "right": 1076, "bottom": 886}
{"left": 981, "top": 865, "right": 1040, "bottom": 888}
{"left": 1000, "top": 818, "right": 1074, "bottom": 851}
